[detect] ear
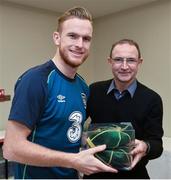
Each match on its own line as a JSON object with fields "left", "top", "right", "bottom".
{"left": 53, "top": 31, "right": 60, "bottom": 45}
{"left": 108, "top": 57, "right": 112, "bottom": 65}
{"left": 138, "top": 58, "right": 143, "bottom": 65}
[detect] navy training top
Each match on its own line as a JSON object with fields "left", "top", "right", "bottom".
{"left": 9, "top": 60, "right": 89, "bottom": 179}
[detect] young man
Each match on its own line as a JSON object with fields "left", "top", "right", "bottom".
{"left": 3, "top": 7, "right": 117, "bottom": 179}
{"left": 84, "top": 39, "right": 163, "bottom": 179}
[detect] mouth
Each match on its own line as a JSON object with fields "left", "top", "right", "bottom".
{"left": 70, "top": 49, "right": 84, "bottom": 57}
{"left": 119, "top": 71, "right": 130, "bottom": 74}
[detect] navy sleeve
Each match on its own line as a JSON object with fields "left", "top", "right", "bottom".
{"left": 9, "top": 70, "right": 47, "bottom": 130}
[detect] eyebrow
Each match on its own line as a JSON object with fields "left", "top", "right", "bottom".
{"left": 67, "top": 32, "right": 92, "bottom": 39}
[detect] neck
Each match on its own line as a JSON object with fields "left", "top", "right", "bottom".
{"left": 114, "top": 79, "right": 134, "bottom": 92}
{"left": 52, "top": 53, "right": 77, "bottom": 79}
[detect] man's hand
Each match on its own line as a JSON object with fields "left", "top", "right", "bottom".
{"left": 131, "top": 139, "right": 148, "bottom": 169}
{"left": 72, "top": 145, "right": 118, "bottom": 175}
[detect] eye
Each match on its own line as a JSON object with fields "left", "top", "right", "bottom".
{"left": 113, "top": 57, "right": 123, "bottom": 62}
{"left": 83, "top": 36, "right": 91, "bottom": 42}
{"left": 127, "top": 58, "right": 137, "bottom": 63}
{"left": 68, "top": 33, "right": 77, "bottom": 39}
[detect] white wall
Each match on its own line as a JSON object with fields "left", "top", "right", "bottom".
{"left": 0, "top": 0, "right": 171, "bottom": 137}
{"left": 147, "top": 137, "right": 171, "bottom": 179}
{"left": 0, "top": 3, "right": 58, "bottom": 129}
{"left": 92, "top": 0, "right": 171, "bottom": 137}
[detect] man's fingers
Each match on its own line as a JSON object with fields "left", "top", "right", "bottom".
{"left": 95, "top": 158, "right": 118, "bottom": 173}
{"left": 134, "top": 139, "right": 140, "bottom": 144}
{"left": 88, "top": 144, "right": 106, "bottom": 154}
{"left": 81, "top": 145, "right": 118, "bottom": 174}
{"left": 131, "top": 147, "right": 138, "bottom": 155}
{"left": 131, "top": 154, "right": 141, "bottom": 169}
{"left": 131, "top": 156, "right": 138, "bottom": 168}
{"left": 102, "top": 164, "right": 118, "bottom": 173}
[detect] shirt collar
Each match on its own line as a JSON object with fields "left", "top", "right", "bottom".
{"left": 107, "top": 80, "right": 137, "bottom": 98}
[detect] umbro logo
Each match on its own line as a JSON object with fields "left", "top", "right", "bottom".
{"left": 57, "top": 94, "right": 66, "bottom": 102}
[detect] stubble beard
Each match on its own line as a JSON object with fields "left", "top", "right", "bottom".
{"left": 59, "top": 47, "right": 88, "bottom": 68}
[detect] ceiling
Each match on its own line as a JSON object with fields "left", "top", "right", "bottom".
{"left": 1, "top": 0, "right": 158, "bottom": 18}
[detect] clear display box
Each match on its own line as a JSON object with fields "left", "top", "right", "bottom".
{"left": 82, "top": 122, "right": 135, "bottom": 170}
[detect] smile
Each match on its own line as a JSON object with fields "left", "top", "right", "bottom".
{"left": 70, "top": 50, "right": 84, "bottom": 56}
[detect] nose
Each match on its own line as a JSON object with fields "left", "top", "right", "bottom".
{"left": 121, "top": 59, "right": 129, "bottom": 69}
{"left": 75, "top": 37, "right": 83, "bottom": 48}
